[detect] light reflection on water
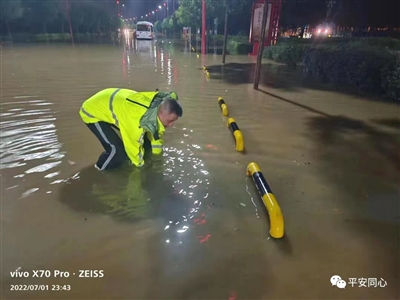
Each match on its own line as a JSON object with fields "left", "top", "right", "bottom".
{"left": 160, "top": 127, "right": 211, "bottom": 243}
{"left": 0, "top": 98, "right": 65, "bottom": 193}
{"left": 167, "top": 58, "right": 172, "bottom": 85}
{"left": 160, "top": 47, "right": 165, "bottom": 75}
{"left": 124, "top": 39, "right": 176, "bottom": 87}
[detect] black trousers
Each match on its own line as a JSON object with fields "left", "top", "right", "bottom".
{"left": 86, "top": 122, "right": 128, "bottom": 170}
{"left": 87, "top": 122, "right": 151, "bottom": 170}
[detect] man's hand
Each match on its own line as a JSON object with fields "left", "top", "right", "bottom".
{"left": 126, "top": 160, "right": 145, "bottom": 168}
{"left": 151, "top": 154, "right": 163, "bottom": 162}
{"left": 149, "top": 154, "right": 164, "bottom": 173}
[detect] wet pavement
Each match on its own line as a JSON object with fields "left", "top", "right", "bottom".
{"left": 1, "top": 38, "right": 399, "bottom": 299}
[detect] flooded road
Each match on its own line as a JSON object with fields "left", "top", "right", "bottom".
{"left": 1, "top": 39, "right": 399, "bottom": 299}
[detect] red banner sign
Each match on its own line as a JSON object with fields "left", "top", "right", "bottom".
{"left": 249, "top": 1, "right": 269, "bottom": 44}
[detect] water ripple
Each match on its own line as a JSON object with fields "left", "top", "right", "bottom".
{"left": 0, "top": 99, "right": 65, "bottom": 179}
{"left": 21, "top": 188, "right": 39, "bottom": 198}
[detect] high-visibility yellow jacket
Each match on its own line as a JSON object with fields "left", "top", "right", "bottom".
{"left": 79, "top": 88, "right": 165, "bottom": 167}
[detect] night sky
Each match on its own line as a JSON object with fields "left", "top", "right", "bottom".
{"left": 120, "top": 0, "right": 173, "bottom": 19}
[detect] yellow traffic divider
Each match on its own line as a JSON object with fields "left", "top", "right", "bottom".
{"left": 202, "top": 65, "right": 210, "bottom": 79}
{"left": 217, "top": 97, "right": 229, "bottom": 116}
{"left": 227, "top": 118, "right": 244, "bottom": 152}
{"left": 246, "top": 162, "right": 284, "bottom": 238}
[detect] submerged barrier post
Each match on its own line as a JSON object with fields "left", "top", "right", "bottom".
{"left": 227, "top": 118, "right": 244, "bottom": 152}
{"left": 217, "top": 97, "right": 229, "bottom": 116}
{"left": 202, "top": 65, "right": 210, "bottom": 78}
{"left": 246, "top": 162, "right": 284, "bottom": 238}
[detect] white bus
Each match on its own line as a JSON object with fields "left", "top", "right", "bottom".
{"left": 135, "top": 21, "right": 154, "bottom": 40}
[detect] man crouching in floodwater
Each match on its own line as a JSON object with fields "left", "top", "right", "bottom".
{"left": 79, "top": 88, "right": 182, "bottom": 170}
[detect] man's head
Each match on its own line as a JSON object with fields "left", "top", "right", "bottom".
{"left": 157, "top": 97, "right": 183, "bottom": 128}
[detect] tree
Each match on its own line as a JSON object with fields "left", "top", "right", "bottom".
{"left": 26, "top": 0, "right": 60, "bottom": 33}
{"left": 68, "top": 1, "right": 119, "bottom": 34}
{"left": 154, "top": 20, "right": 162, "bottom": 33}
{"left": 0, "top": 0, "right": 24, "bottom": 39}
{"left": 69, "top": 3, "right": 85, "bottom": 34}
{"left": 110, "top": 16, "right": 123, "bottom": 32}
{"left": 175, "top": 2, "right": 200, "bottom": 28}
{"left": 176, "top": 0, "right": 252, "bottom": 32}
{"left": 96, "top": 9, "right": 113, "bottom": 34}
{"left": 162, "top": 17, "right": 173, "bottom": 31}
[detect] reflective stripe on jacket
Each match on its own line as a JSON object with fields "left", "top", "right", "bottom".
{"left": 147, "top": 131, "right": 163, "bottom": 155}
{"left": 79, "top": 88, "right": 165, "bottom": 167}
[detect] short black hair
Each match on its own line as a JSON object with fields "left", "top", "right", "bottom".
{"left": 160, "top": 98, "right": 183, "bottom": 117}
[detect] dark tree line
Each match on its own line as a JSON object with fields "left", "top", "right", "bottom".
{"left": 1, "top": 0, "right": 398, "bottom": 38}
{"left": 172, "top": 0, "right": 398, "bottom": 36}
{"left": 0, "top": 0, "right": 122, "bottom": 36}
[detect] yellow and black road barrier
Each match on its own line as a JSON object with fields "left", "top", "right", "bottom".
{"left": 202, "top": 65, "right": 210, "bottom": 78}
{"left": 227, "top": 118, "right": 244, "bottom": 152}
{"left": 246, "top": 162, "right": 284, "bottom": 239}
{"left": 217, "top": 97, "right": 229, "bottom": 116}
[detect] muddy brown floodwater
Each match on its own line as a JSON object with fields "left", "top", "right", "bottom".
{"left": 1, "top": 39, "right": 399, "bottom": 299}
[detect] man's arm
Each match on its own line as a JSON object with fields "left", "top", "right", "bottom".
{"left": 146, "top": 131, "right": 164, "bottom": 155}
{"left": 119, "top": 123, "right": 146, "bottom": 167}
